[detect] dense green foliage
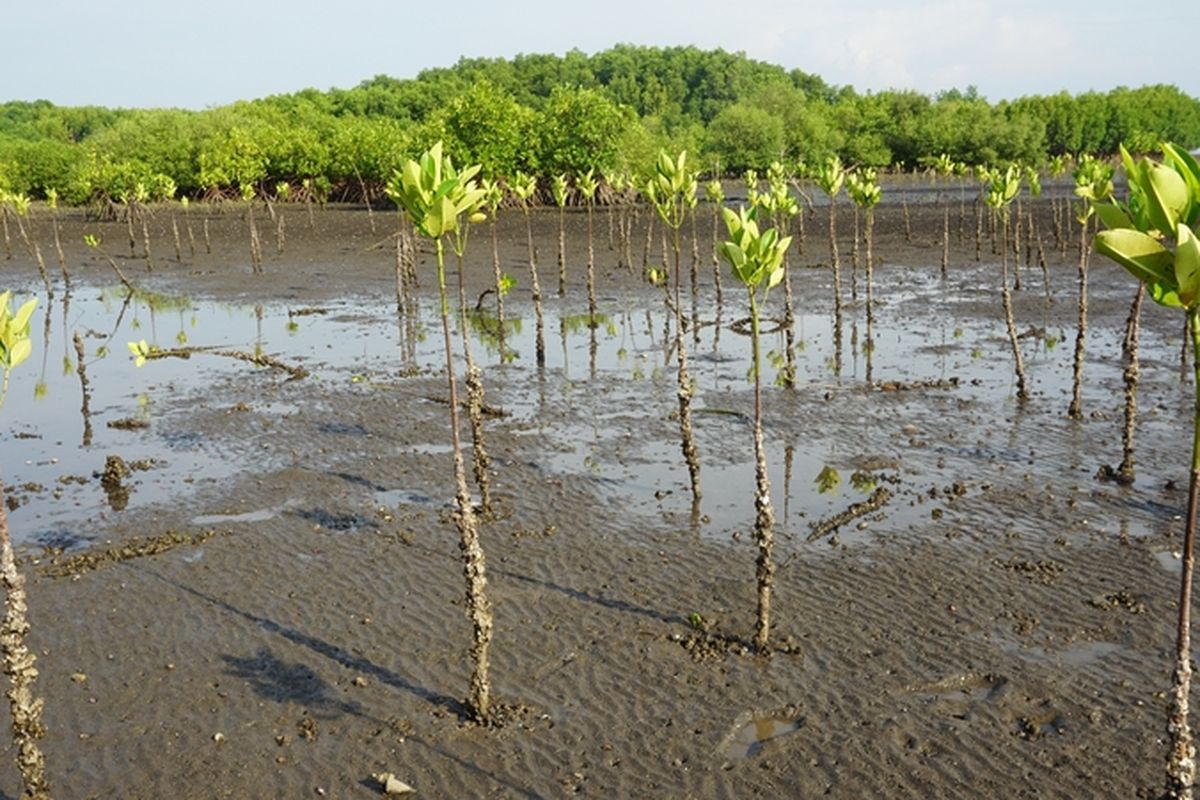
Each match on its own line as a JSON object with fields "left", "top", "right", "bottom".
{"left": 1, "top": 45, "right": 1198, "bottom": 203}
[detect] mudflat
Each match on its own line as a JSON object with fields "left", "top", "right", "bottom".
{"left": 0, "top": 188, "right": 1190, "bottom": 798}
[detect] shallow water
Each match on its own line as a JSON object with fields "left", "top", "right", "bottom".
{"left": 0, "top": 256, "right": 1191, "bottom": 551}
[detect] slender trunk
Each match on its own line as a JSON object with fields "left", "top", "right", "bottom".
{"left": 1166, "top": 308, "right": 1200, "bottom": 799}
{"left": 51, "top": 215, "right": 66, "bottom": 276}
{"left": 1118, "top": 285, "right": 1145, "bottom": 481}
{"left": 523, "top": 210, "right": 545, "bottom": 368}
{"left": 642, "top": 212, "right": 653, "bottom": 270}
{"left": 671, "top": 224, "right": 701, "bottom": 504}
{"left": 850, "top": 205, "right": 860, "bottom": 303}
{"left": 139, "top": 209, "right": 154, "bottom": 272}
{"left": 1068, "top": 219, "right": 1089, "bottom": 419}
{"left": 586, "top": 203, "right": 597, "bottom": 325}
{"left": 830, "top": 200, "right": 843, "bottom": 375}
{"left": 1012, "top": 199, "right": 1023, "bottom": 291}
{"left": 1000, "top": 210, "right": 1028, "bottom": 402}
{"left": 974, "top": 199, "right": 983, "bottom": 262}
{"left": 748, "top": 291, "right": 775, "bottom": 653}
{"left": 455, "top": 249, "right": 493, "bottom": 517}
{"left": 14, "top": 218, "right": 51, "bottom": 296}
{"left": 941, "top": 205, "right": 950, "bottom": 279}
{"left": 0, "top": 487, "right": 50, "bottom": 800}
{"left": 1, "top": 209, "right": 11, "bottom": 259}
{"left": 203, "top": 218, "right": 212, "bottom": 255}
{"left": 901, "top": 198, "right": 911, "bottom": 243}
{"left": 275, "top": 213, "right": 285, "bottom": 255}
{"left": 781, "top": 245, "right": 796, "bottom": 389}
{"left": 865, "top": 208, "right": 876, "bottom": 385}
{"left": 126, "top": 204, "right": 136, "bottom": 256}
{"left": 434, "top": 239, "right": 493, "bottom": 724}
{"left": 557, "top": 206, "right": 566, "bottom": 297}
{"left": 490, "top": 219, "right": 505, "bottom": 355}
{"left": 171, "top": 216, "right": 182, "bottom": 262}
{"left": 711, "top": 205, "right": 723, "bottom": 306}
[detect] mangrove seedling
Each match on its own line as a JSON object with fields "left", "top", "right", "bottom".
{"left": 1068, "top": 155, "right": 1115, "bottom": 419}
{"left": 479, "top": 178, "right": 510, "bottom": 353}
{"left": 646, "top": 150, "right": 702, "bottom": 505}
{"left": 386, "top": 142, "right": 497, "bottom": 723}
{"left": 847, "top": 168, "right": 882, "bottom": 382}
{"left": 985, "top": 165, "right": 1028, "bottom": 402}
{"left": 705, "top": 179, "right": 725, "bottom": 305}
{"left": 755, "top": 168, "right": 800, "bottom": 388}
{"left": 1091, "top": 142, "right": 1200, "bottom": 800}
{"left": 511, "top": 171, "right": 546, "bottom": 367}
{"left": 0, "top": 290, "right": 51, "bottom": 800}
{"left": 716, "top": 205, "right": 791, "bottom": 652}
{"left": 552, "top": 173, "right": 569, "bottom": 296}
{"left": 816, "top": 156, "right": 846, "bottom": 373}
{"left": 578, "top": 169, "right": 600, "bottom": 325}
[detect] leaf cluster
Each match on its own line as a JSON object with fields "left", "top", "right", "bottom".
{"left": 717, "top": 206, "right": 792, "bottom": 294}
{"left": 386, "top": 141, "right": 486, "bottom": 240}
{"left": 1093, "top": 142, "right": 1200, "bottom": 309}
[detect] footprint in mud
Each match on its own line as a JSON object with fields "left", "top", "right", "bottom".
{"left": 904, "top": 672, "right": 1008, "bottom": 720}
{"left": 718, "top": 707, "right": 804, "bottom": 763}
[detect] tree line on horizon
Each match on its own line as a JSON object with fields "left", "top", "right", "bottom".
{"left": 0, "top": 44, "right": 1197, "bottom": 205}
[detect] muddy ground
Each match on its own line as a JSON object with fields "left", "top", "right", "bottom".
{"left": 0, "top": 187, "right": 1194, "bottom": 798}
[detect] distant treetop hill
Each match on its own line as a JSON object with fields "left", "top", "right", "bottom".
{"left": 1, "top": 45, "right": 1196, "bottom": 204}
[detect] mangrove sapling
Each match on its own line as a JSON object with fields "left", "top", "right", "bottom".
{"left": 789, "top": 162, "right": 809, "bottom": 255}
{"left": 45, "top": 190, "right": 68, "bottom": 283}
{"left": 4, "top": 194, "right": 51, "bottom": 296}
{"left": 273, "top": 182, "right": 290, "bottom": 255}
{"left": 716, "top": 205, "right": 791, "bottom": 653}
{"left": 241, "top": 184, "right": 263, "bottom": 274}
{"left": 84, "top": 235, "right": 135, "bottom": 292}
{"left": 848, "top": 169, "right": 882, "bottom": 383}
{"left": 180, "top": 197, "right": 196, "bottom": 258}
{"left": 986, "top": 166, "right": 1029, "bottom": 402}
{"left": 647, "top": 150, "right": 702, "bottom": 505}
{"left": 758, "top": 171, "right": 799, "bottom": 389}
{"left": 578, "top": 169, "right": 600, "bottom": 325}
{"left": 705, "top": 179, "right": 725, "bottom": 306}
{"left": 816, "top": 156, "right": 846, "bottom": 373}
{"left": 0, "top": 290, "right": 51, "bottom": 800}
{"left": 935, "top": 154, "right": 953, "bottom": 283}
{"left": 1091, "top": 142, "right": 1200, "bottom": 800}
{"left": 552, "top": 174, "right": 569, "bottom": 296}
{"left": 1068, "top": 155, "right": 1115, "bottom": 419}
{"left": 480, "top": 178, "right": 509, "bottom": 353}
{"left": 1025, "top": 166, "right": 1052, "bottom": 303}
{"left": 134, "top": 182, "right": 155, "bottom": 272}
{"left": 511, "top": 171, "right": 546, "bottom": 368}
{"left": 1048, "top": 154, "right": 1069, "bottom": 255}
{"left": 385, "top": 141, "right": 497, "bottom": 723}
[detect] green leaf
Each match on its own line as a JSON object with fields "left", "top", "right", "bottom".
{"left": 1093, "top": 202, "right": 1132, "bottom": 231}
{"left": 1176, "top": 224, "right": 1200, "bottom": 308}
{"left": 1145, "top": 162, "right": 1190, "bottom": 234}
{"left": 13, "top": 297, "right": 37, "bottom": 331}
{"left": 1094, "top": 228, "right": 1175, "bottom": 289}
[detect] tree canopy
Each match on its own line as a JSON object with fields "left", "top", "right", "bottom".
{"left": 1, "top": 45, "right": 1197, "bottom": 202}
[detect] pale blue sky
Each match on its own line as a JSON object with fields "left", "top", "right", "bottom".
{"left": 3, "top": 0, "right": 1195, "bottom": 109}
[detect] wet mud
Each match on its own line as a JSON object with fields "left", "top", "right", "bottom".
{"left": 0, "top": 186, "right": 1193, "bottom": 797}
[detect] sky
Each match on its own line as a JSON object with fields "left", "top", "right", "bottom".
{"left": 2, "top": 0, "right": 1196, "bottom": 110}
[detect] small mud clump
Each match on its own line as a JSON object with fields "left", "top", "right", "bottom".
{"left": 98, "top": 455, "right": 131, "bottom": 511}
